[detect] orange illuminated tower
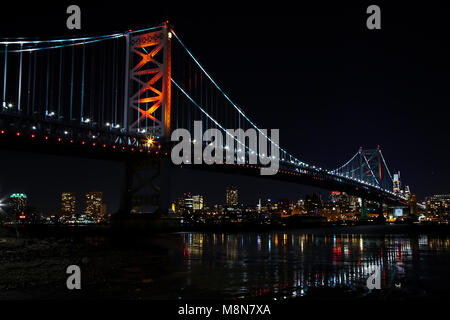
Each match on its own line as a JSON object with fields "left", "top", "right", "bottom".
{"left": 125, "top": 21, "right": 172, "bottom": 138}
{"left": 118, "top": 22, "right": 172, "bottom": 217}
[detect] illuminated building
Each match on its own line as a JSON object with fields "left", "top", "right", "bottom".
{"left": 276, "top": 199, "right": 290, "bottom": 213}
{"left": 85, "top": 191, "right": 103, "bottom": 218}
{"left": 328, "top": 191, "right": 360, "bottom": 212}
{"left": 425, "top": 194, "right": 450, "bottom": 219}
{"left": 61, "top": 192, "right": 76, "bottom": 218}
{"left": 9, "top": 193, "right": 28, "bottom": 216}
{"left": 174, "top": 197, "right": 185, "bottom": 214}
{"left": 261, "top": 199, "right": 273, "bottom": 213}
{"left": 192, "top": 195, "right": 204, "bottom": 211}
{"left": 409, "top": 194, "right": 419, "bottom": 216}
{"left": 404, "top": 186, "right": 411, "bottom": 200}
{"left": 393, "top": 172, "right": 401, "bottom": 193}
{"left": 101, "top": 203, "right": 107, "bottom": 218}
{"left": 174, "top": 193, "right": 195, "bottom": 214}
{"left": 226, "top": 186, "right": 238, "bottom": 207}
{"left": 305, "top": 193, "right": 322, "bottom": 215}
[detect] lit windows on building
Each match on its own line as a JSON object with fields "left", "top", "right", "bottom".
{"left": 393, "top": 172, "right": 401, "bottom": 193}
{"left": 9, "top": 193, "right": 28, "bottom": 215}
{"left": 85, "top": 191, "right": 103, "bottom": 218}
{"left": 192, "top": 195, "right": 204, "bottom": 211}
{"left": 425, "top": 194, "right": 450, "bottom": 218}
{"left": 226, "top": 186, "right": 238, "bottom": 207}
{"left": 61, "top": 192, "right": 76, "bottom": 218}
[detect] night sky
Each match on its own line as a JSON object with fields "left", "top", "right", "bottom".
{"left": 0, "top": 1, "right": 449, "bottom": 213}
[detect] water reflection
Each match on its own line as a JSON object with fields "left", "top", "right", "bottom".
{"left": 177, "top": 231, "right": 450, "bottom": 299}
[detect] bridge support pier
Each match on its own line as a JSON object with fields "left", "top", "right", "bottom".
{"left": 375, "top": 201, "right": 386, "bottom": 224}
{"left": 111, "top": 156, "right": 171, "bottom": 232}
{"left": 360, "top": 199, "right": 368, "bottom": 221}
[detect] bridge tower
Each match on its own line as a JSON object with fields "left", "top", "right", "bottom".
{"left": 355, "top": 146, "right": 389, "bottom": 222}
{"left": 116, "top": 22, "right": 172, "bottom": 221}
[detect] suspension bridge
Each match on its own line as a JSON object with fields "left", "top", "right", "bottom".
{"left": 0, "top": 22, "right": 409, "bottom": 220}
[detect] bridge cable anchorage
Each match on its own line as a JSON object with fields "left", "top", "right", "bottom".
{"left": 170, "top": 30, "right": 311, "bottom": 169}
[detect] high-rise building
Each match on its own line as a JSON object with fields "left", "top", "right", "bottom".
{"left": 61, "top": 192, "right": 76, "bottom": 218}
{"left": 276, "top": 199, "right": 290, "bottom": 213}
{"left": 393, "top": 172, "right": 401, "bottom": 193}
{"left": 409, "top": 194, "right": 419, "bottom": 216}
{"left": 100, "top": 203, "right": 107, "bottom": 218}
{"left": 404, "top": 186, "right": 411, "bottom": 200}
{"left": 9, "top": 193, "right": 28, "bottom": 216}
{"left": 174, "top": 193, "right": 195, "bottom": 214}
{"left": 192, "top": 195, "right": 204, "bottom": 211}
{"left": 304, "top": 193, "right": 323, "bottom": 215}
{"left": 226, "top": 186, "right": 238, "bottom": 206}
{"left": 85, "top": 192, "right": 103, "bottom": 218}
{"left": 425, "top": 194, "right": 450, "bottom": 218}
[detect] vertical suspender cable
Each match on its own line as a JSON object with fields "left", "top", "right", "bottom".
{"left": 2, "top": 44, "right": 7, "bottom": 108}
{"left": 18, "top": 44, "right": 23, "bottom": 111}
{"left": 89, "top": 42, "right": 95, "bottom": 124}
{"left": 58, "top": 47, "right": 62, "bottom": 117}
{"left": 32, "top": 51, "right": 36, "bottom": 114}
{"left": 80, "top": 42, "right": 86, "bottom": 121}
{"left": 205, "top": 73, "right": 208, "bottom": 130}
{"left": 112, "top": 39, "right": 117, "bottom": 126}
{"left": 200, "top": 70, "right": 203, "bottom": 130}
{"left": 45, "top": 50, "right": 50, "bottom": 114}
{"left": 70, "top": 43, "right": 75, "bottom": 120}
{"left": 123, "top": 33, "right": 130, "bottom": 131}
{"left": 26, "top": 51, "right": 31, "bottom": 114}
{"left": 101, "top": 43, "right": 105, "bottom": 126}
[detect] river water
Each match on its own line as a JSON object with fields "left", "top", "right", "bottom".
{"left": 163, "top": 225, "right": 450, "bottom": 300}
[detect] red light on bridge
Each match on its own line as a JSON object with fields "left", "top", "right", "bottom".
{"left": 16, "top": 132, "right": 21, "bottom": 136}
{"left": 57, "top": 138, "right": 62, "bottom": 142}
{"left": 0, "top": 130, "right": 5, "bottom": 134}
{"left": 70, "top": 139, "right": 74, "bottom": 143}
{"left": 102, "top": 144, "right": 106, "bottom": 148}
{"left": 112, "top": 145, "right": 116, "bottom": 149}
{"left": 45, "top": 136, "right": 48, "bottom": 140}
{"left": 92, "top": 142, "right": 96, "bottom": 146}
{"left": 81, "top": 141, "right": 85, "bottom": 145}
{"left": 31, "top": 134, "right": 35, "bottom": 138}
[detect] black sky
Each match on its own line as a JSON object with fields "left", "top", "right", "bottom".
{"left": 0, "top": 1, "right": 449, "bottom": 212}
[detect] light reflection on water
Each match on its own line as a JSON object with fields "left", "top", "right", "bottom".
{"left": 177, "top": 231, "right": 450, "bottom": 299}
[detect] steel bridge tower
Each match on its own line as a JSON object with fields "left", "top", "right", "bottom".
{"left": 117, "top": 22, "right": 172, "bottom": 221}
